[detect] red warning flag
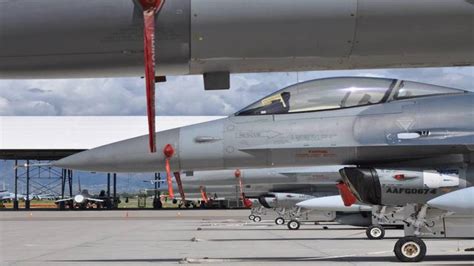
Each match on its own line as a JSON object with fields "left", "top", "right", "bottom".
{"left": 138, "top": 0, "right": 165, "bottom": 153}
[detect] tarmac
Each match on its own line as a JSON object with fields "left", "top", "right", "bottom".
{"left": 1, "top": 210, "right": 473, "bottom": 265}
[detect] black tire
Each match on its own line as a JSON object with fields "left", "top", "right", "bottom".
{"left": 253, "top": 216, "right": 262, "bottom": 222}
{"left": 394, "top": 236, "right": 427, "bottom": 262}
{"left": 287, "top": 220, "right": 300, "bottom": 230}
{"left": 275, "top": 217, "right": 285, "bottom": 225}
{"left": 248, "top": 214, "right": 255, "bottom": 220}
{"left": 366, "top": 225, "right": 385, "bottom": 240}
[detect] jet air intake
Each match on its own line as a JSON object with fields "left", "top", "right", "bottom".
{"left": 339, "top": 167, "right": 382, "bottom": 205}
{"left": 257, "top": 195, "right": 275, "bottom": 209}
{"left": 340, "top": 167, "right": 466, "bottom": 206}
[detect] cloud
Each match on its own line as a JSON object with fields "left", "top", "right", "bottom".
{"left": 0, "top": 67, "right": 472, "bottom": 116}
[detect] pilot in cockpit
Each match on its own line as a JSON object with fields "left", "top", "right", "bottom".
{"left": 238, "top": 91, "right": 291, "bottom": 115}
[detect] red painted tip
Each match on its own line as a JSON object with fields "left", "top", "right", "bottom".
{"left": 393, "top": 174, "right": 405, "bottom": 181}
{"left": 243, "top": 198, "right": 253, "bottom": 208}
{"left": 138, "top": 0, "right": 165, "bottom": 11}
{"left": 234, "top": 169, "right": 241, "bottom": 178}
{"left": 336, "top": 182, "right": 357, "bottom": 207}
{"left": 163, "top": 144, "right": 174, "bottom": 158}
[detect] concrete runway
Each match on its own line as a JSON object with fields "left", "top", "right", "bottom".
{"left": 1, "top": 210, "right": 473, "bottom": 265}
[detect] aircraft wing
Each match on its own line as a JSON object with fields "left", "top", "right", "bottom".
{"left": 55, "top": 198, "right": 73, "bottom": 203}
{"left": 86, "top": 198, "right": 104, "bottom": 203}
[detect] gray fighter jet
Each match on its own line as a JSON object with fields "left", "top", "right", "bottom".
{"left": 54, "top": 77, "right": 474, "bottom": 174}
{"left": 4, "top": 1, "right": 472, "bottom": 153}
{"left": 55, "top": 189, "right": 104, "bottom": 209}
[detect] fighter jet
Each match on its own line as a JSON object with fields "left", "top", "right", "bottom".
{"left": 55, "top": 178, "right": 104, "bottom": 209}
{"left": 54, "top": 77, "right": 474, "bottom": 174}
{"left": 54, "top": 76, "right": 474, "bottom": 261}
{"left": 55, "top": 189, "right": 104, "bottom": 209}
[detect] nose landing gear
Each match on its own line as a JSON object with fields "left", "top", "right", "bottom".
{"left": 366, "top": 225, "right": 385, "bottom": 240}
{"left": 275, "top": 217, "right": 285, "bottom": 225}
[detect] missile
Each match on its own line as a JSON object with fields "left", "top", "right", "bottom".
{"left": 427, "top": 187, "right": 474, "bottom": 215}
{"left": 296, "top": 195, "right": 371, "bottom": 212}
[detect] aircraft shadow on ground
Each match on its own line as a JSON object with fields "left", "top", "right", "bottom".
{"left": 194, "top": 227, "right": 367, "bottom": 231}
{"left": 50, "top": 255, "right": 474, "bottom": 263}
{"left": 204, "top": 237, "right": 399, "bottom": 241}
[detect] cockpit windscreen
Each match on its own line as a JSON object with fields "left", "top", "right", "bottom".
{"left": 236, "top": 78, "right": 394, "bottom": 116}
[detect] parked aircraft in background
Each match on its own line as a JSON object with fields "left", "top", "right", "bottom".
{"left": 0, "top": 190, "right": 28, "bottom": 202}
{"left": 54, "top": 178, "right": 104, "bottom": 209}
{"left": 55, "top": 189, "right": 104, "bottom": 209}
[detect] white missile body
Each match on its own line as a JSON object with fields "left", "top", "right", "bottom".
{"left": 296, "top": 195, "right": 371, "bottom": 212}
{"left": 427, "top": 187, "right": 474, "bottom": 215}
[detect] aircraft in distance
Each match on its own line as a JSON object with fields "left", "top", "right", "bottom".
{"left": 35, "top": 194, "right": 59, "bottom": 201}
{"left": 339, "top": 167, "right": 473, "bottom": 262}
{"left": 2, "top": 0, "right": 473, "bottom": 152}
{"left": 0, "top": 190, "right": 27, "bottom": 202}
{"left": 55, "top": 178, "right": 105, "bottom": 209}
{"left": 53, "top": 76, "right": 474, "bottom": 262}
{"left": 55, "top": 189, "right": 104, "bottom": 209}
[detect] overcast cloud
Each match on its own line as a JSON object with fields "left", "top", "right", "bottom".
{"left": 0, "top": 67, "right": 472, "bottom": 116}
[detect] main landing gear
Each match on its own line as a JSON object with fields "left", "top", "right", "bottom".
{"left": 287, "top": 219, "right": 300, "bottom": 230}
{"left": 393, "top": 236, "right": 427, "bottom": 262}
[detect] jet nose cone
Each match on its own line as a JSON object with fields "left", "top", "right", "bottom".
{"left": 428, "top": 187, "right": 474, "bottom": 214}
{"left": 295, "top": 200, "right": 311, "bottom": 209}
{"left": 53, "top": 128, "right": 179, "bottom": 172}
{"left": 296, "top": 196, "right": 371, "bottom": 212}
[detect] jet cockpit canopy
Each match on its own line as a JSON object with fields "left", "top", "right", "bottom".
{"left": 235, "top": 77, "right": 466, "bottom": 116}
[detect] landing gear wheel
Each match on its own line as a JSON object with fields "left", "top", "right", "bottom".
{"left": 287, "top": 219, "right": 300, "bottom": 230}
{"left": 366, "top": 225, "right": 385, "bottom": 240}
{"left": 253, "top": 216, "right": 262, "bottom": 222}
{"left": 275, "top": 217, "right": 285, "bottom": 225}
{"left": 248, "top": 215, "right": 255, "bottom": 220}
{"left": 394, "top": 236, "right": 426, "bottom": 262}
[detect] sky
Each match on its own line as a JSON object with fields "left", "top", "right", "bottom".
{"left": 0, "top": 66, "right": 472, "bottom": 116}
{"left": 0, "top": 67, "right": 473, "bottom": 193}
